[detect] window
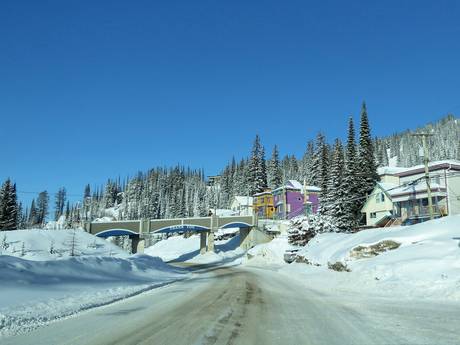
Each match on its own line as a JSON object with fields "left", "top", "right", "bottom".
{"left": 375, "top": 193, "right": 385, "bottom": 203}
{"left": 370, "top": 212, "right": 377, "bottom": 218}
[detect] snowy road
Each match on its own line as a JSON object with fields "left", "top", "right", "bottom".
{"left": 3, "top": 265, "right": 460, "bottom": 345}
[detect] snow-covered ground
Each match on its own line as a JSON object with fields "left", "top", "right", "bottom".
{"left": 3, "top": 215, "right": 459, "bottom": 338}
{"left": 0, "top": 229, "right": 188, "bottom": 337}
{"left": 245, "top": 215, "right": 460, "bottom": 301}
{"left": 144, "top": 230, "right": 244, "bottom": 265}
{"left": 0, "top": 229, "right": 126, "bottom": 260}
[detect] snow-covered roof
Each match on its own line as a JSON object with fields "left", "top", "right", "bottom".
{"left": 376, "top": 182, "right": 399, "bottom": 192}
{"left": 253, "top": 190, "right": 272, "bottom": 196}
{"left": 272, "top": 180, "right": 321, "bottom": 194}
{"left": 287, "top": 180, "right": 303, "bottom": 190}
{"left": 387, "top": 181, "right": 445, "bottom": 197}
{"left": 377, "top": 166, "right": 408, "bottom": 175}
{"left": 232, "top": 196, "right": 253, "bottom": 206}
{"left": 304, "top": 185, "right": 321, "bottom": 192}
{"left": 378, "top": 160, "right": 460, "bottom": 177}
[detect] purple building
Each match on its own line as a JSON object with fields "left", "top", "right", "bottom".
{"left": 272, "top": 180, "right": 320, "bottom": 219}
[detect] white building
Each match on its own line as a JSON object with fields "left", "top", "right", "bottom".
{"left": 361, "top": 160, "right": 460, "bottom": 226}
{"left": 230, "top": 196, "right": 253, "bottom": 216}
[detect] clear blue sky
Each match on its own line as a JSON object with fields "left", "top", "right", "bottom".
{"left": 1, "top": 0, "right": 460, "bottom": 206}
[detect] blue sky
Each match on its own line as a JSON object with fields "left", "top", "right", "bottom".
{"left": 1, "top": 0, "right": 460, "bottom": 206}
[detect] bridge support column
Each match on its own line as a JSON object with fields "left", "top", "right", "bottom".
{"left": 131, "top": 237, "right": 144, "bottom": 254}
{"left": 200, "top": 232, "right": 207, "bottom": 254}
{"left": 207, "top": 231, "right": 215, "bottom": 253}
{"left": 239, "top": 227, "right": 251, "bottom": 250}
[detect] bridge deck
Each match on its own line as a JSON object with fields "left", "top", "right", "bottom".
{"left": 88, "top": 215, "right": 256, "bottom": 237}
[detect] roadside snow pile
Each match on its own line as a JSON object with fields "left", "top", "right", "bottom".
{"left": 0, "top": 254, "right": 188, "bottom": 337}
{"left": 0, "top": 229, "right": 126, "bottom": 260}
{"left": 283, "top": 215, "right": 460, "bottom": 301}
{"left": 245, "top": 236, "right": 293, "bottom": 266}
{"left": 0, "top": 229, "right": 128, "bottom": 260}
{"left": 145, "top": 233, "right": 244, "bottom": 264}
{"left": 145, "top": 234, "right": 200, "bottom": 262}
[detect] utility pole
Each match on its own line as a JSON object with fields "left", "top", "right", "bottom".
{"left": 412, "top": 133, "right": 434, "bottom": 219}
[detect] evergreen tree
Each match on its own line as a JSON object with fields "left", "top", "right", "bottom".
{"left": 300, "top": 140, "right": 315, "bottom": 184}
{"left": 357, "top": 102, "right": 378, "bottom": 215}
{"left": 54, "top": 187, "right": 66, "bottom": 221}
{"left": 17, "top": 202, "right": 25, "bottom": 229}
{"left": 28, "top": 199, "right": 38, "bottom": 227}
{"left": 36, "top": 191, "right": 49, "bottom": 226}
{"left": 325, "top": 139, "right": 348, "bottom": 230}
{"left": 341, "top": 116, "right": 360, "bottom": 229}
{"left": 0, "top": 179, "right": 18, "bottom": 230}
{"left": 311, "top": 133, "right": 330, "bottom": 212}
{"left": 267, "top": 145, "right": 283, "bottom": 189}
{"left": 248, "top": 135, "right": 267, "bottom": 194}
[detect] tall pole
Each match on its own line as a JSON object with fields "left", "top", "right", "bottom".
{"left": 412, "top": 133, "right": 434, "bottom": 220}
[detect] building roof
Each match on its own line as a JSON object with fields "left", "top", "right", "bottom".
{"left": 377, "top": 182, "right": 399, "bottom": 192}
{"left": 387, "top": 181, "right": 445, "bottom": 197}
{"left": 377, "top": 166, "right": 408, "bottom": 176}
{"left": 378, "top": 160, "right": 460, "bottom": 177}
{"left": 253, "top": 190, "right": 272, "bottom": 197}
{"left": 272, "top": 180, "right": 321, "bottom": 194}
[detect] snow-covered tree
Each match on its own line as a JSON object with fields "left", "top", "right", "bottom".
{"left": 248, "top": 135, "right": 267, "bottom": 194}
{"left": 36, "top": 191, "right": 49, "bottom": 227}
{"left": 267, "top": 145, "right": 283, "bottom": 189}
{"left": 357, "top": 102, "right": 378, "bottom": 216}
{"left": 54, "top": 187, "right": 66, "bottom": 221}
{"left": 0, "top": 179, "right": 18, "bottom": 230}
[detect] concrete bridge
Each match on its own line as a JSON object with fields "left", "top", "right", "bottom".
{"left": 84, "top": 215, "right": 271, "bottom": 254}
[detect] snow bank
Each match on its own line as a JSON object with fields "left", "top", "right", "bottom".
{"left": 245, "top": 236, "right": 293, "bottom": 266}
{"left": 145, "top": 233, "right": 244, "bottom": 265}
{"left": 0, "top": 254, "right": 188, "bottom": 337}
{"left": 282, "top": 215, "right": 460, "bottom": 301}
{"left": 0, "top": 229, "right": 126, "bottom": 260}
{"left": 243, "top": 216, "right": 460, "bottom": 301}
{"left": 0, "top": 229, "right": 188, "bottom": 337}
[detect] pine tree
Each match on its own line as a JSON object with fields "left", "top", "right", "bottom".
{"left": 310, "top": 133, "right": 330, "bottom": 212}
{"left": 341, "top": 116, "right": 360, "bottom": 229}
{"left": 17, "top": 202, "right": 25, "bottom": 229}
{"left": 310, "top": 133, "right": 329, "bottom": 189}
{"left": 357, "top": 102, "right": 378, "bottom": 215}
{"left": 36, "top": 191, "right": 49, "bottom": 226}
{"left": 28, "top": 199, "right": 38, "bottom": 227}
{"left": 248, "top": 135, "right": 267, "bottom": 194}
{"left": 267, "top": 145, "right": 283, "bottom": 189}
{"left": 0, "top": 179, "right": 18, "bottom": 230}
{"left": 300, "top": 140, "right": 315, "bottom": 184}
{"left": 54, "top": 187, "right": 66, "bottom": 221}
{"left": 325, "top": 139, "right": 348, "bottom": 230}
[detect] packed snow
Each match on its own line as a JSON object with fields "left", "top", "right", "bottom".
{"left": 0, "top": 229, "right": 188, "bottom": 337}
{"left": 245, "top": 215, "right": 460, "bottom": 301}
{"left": 145, "top": 231, "right": 244, "bottom": 265}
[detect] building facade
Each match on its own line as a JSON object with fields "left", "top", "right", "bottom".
{"left": 362, "top": 160, "right": 460, "bottom": 226}
{"left": 272, "top": 180, "right": 321, "bottom": 219}
{"left": 230, "top": 196, "right": 253, "bottom": 216}
{"left": 253, "top": 191, "right": 275, "bottom": 219}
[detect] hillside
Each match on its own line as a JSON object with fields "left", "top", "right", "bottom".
{"left": 376, "top": 114, "right": 460, "bottom": 167}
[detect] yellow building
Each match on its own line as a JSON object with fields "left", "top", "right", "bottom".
{"left": 253, "top": 190, "right": 275, "bottom": 219}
